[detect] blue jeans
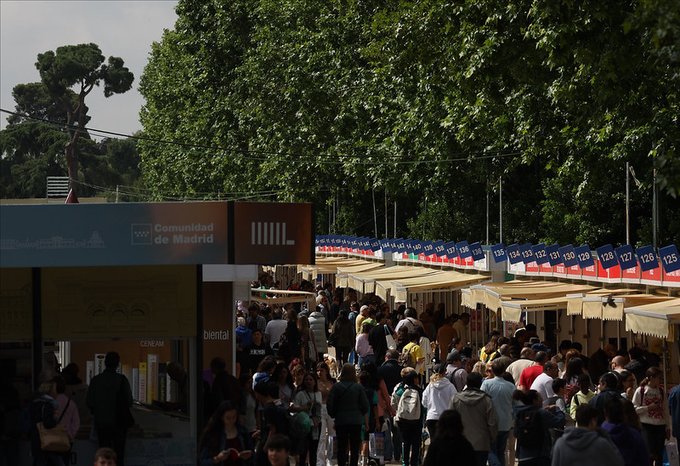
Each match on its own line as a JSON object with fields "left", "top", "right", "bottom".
{"left": 488, "top": 430, "right": 509, "bottom": 466}
{"left": 358, "top": 354, "right": 375, "bottom": 367}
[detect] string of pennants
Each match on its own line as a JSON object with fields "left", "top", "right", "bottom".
{"left": 315, "top": 236, "right": 680, "bottom": 275}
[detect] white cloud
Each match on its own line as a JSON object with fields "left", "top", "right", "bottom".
{"left": 0, "top": 0, "right": 178, "bottom": 135}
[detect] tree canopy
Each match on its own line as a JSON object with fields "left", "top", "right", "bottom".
{"left": 139, "top": 0, "right": 680, "bottom": 246}
{"left": 35, "top": 43, "right": 134, "bottom": 197}
{"left": 1, "top": 44, "right": 139, "bottom": 200}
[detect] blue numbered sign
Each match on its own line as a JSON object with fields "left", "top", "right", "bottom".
{"left": 506, "top": 244, "right": 523, "bottom": 264}
{"left": 574, "top": 244, "right": 594, "bottom": 268}
{"left": 659, "top": 244, "right": 680, "bottom": 273}
{"left": 635, "top": 245, "right": 658, "bottom": 272}
{"left": 456, "top": 241, "right": 472, "bottom": 259}
{"left": 470, "top": 242, "right": 485, "bottom": 261}
{"left": 546, "top": 243, "right": 562, "bottom": 266}
{"left": 520, "top": 243, "right": 535, "bottom": 264}
{"left": 596, "top": 244, "right": 618, "bottom": 269}
{"left": 559, "top": 244, "right": 578, "bottom": 267}
{"left": 532, "top": 243, "right": 549, "bottom": 264}
{"left": 491, "top": 243, "right": 507, "bottom": 263}
{"left": 615, "top": 244, "right": 637, "bottom": 270}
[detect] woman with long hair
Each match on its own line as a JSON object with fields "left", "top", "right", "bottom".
{"left": 292, "top": 372, "right": 322, "bottom": 466}
{"left": 327, "top": 364, "right": 369, "bottom": 466}
{"left": 272, "top": 363, "right": 295, "bottom": 404}
{"left": 316, "top": 363, "right": 336, "bottom": 466}
{"left": 632, "top": 367, "right": 671, "bottom": 466}
{"left": 423, "top": 410, "right": 475, "bottom": 466}
{"left": 199, "top": 401, "right": 253, "bottom": 466}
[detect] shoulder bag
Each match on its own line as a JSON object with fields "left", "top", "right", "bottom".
{"left": 37, "top": 399, "right": 71, "bottom": 452}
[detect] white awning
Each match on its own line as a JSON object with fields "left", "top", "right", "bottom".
{"left": 624, "top": 298, "right": 680, "bottom": 339}
{"left": 500, "top": 297, "right": 569, "bottom": 323}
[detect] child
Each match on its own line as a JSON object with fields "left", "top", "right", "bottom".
{"left": 265, "top": 434, "right": 291, "bottom": 466}
{"left": 94, "top": 447, "right": 117, "bottom": 466}
{"left": 569, "top": 373, "right": 595, "bottom": 420}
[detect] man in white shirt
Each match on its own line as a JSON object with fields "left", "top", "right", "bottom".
{"left": 264, "top": 309, "right": 288, "bottom": 349}
{"left": 395, "top": 308, "right": 423, "bottom": 334}
{"left": 530, "top": 361, "right": 559, "bottom": 401}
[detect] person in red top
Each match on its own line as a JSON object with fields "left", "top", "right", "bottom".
{"left": 518, "top": 351, "right": 547, "bottom": 391}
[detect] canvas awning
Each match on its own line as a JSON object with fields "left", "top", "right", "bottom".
{"left": 468, "top": 281, "right": 596, "bottom": 313}
{"left": 250, "top": 288, "right": 316, "bottom": 307}
{"left": 381, "top": 271, "right": 489, "bottom": 302}
{"left": 298, "top": 258, "right": 372, "bottom": 280}
{"left": 347, "top": 266, "right": 437, "bottom": 294}
{"left": 336, "top": 262, "right": 384, "bottom": 288}
{"left": 578, "top": 292, "right": 669, "bottom": 321}
{"left": 565, "top": 288, "right": 638, "bottom": 318}
{"left": 624, "top": 298, "right": 680, "bottom": 339}
{"left": 461, "top": 288, "right": 474, "bottom": 309}
{"left": 500, "top": 297, "right": 570, "bottom": 323}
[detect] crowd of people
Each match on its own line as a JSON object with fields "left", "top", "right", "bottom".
{"left": 3, "top": 277, "right": 680, "bottom": 466}
{"left": 213, "top": 279, "right": 680, "bottom": 466}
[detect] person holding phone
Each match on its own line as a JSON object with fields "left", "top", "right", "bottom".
{"left": 200, "top": 401, "right": 254, "bottom": 466}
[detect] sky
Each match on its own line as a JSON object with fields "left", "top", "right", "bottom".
{"left": 0, "top": 0, "right": 179, "bottom": 136}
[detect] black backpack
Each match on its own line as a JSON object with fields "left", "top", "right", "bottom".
{"left": 516, "top": 407, "right": 544, "bottom": 450}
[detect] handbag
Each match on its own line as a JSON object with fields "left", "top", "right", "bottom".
{"left": 37, "top": 399, "right": 71, "bottom": 453}
{"left": 384, "top": 325, "right": 396, "bottom": 351}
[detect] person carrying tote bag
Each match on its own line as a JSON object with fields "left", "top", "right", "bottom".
{"left": 30, "top": 381, "right": 68, "bottom": 466}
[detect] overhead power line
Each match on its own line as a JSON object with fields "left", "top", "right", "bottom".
{"left": 0, "top": 108, "right": 522, "bottom": 166}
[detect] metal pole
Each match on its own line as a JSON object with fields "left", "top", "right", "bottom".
{"left": 486, "top": 179, "right": 490, "bottom": 245}
{"left": 499, "top": 176, "right": 503, "bottom": 243}
{"left": 385, "top": 190, "right": 388, "bottom": 239}
{"left": 115, "top": 185, "right": 119, "bottom": 203}
{"left": 372, "top": 188, "right": 378, "bottom": 238}
{"left": 394, "top": 201, "right": 397, "bottom": 238}
{"left": 653, "top": 168, "right": 657, "bottom": 248}
{"left": 626, "top": 162, "right": 630, "bottom": 244}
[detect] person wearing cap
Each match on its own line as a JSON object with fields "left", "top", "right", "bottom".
{"left": 422, "top": 363, "right": 457, "bottom": 439}
{"left": 446, "top": 352, "right": 468, "bottom": 393}
{"left": 518, "top": 351, "right": 548, "bottom": 391}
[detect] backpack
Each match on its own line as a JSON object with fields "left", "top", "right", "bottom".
{"left": 395, "top": 385, "right": 421, "bottom": 421}
{"left": 399, "top": 344, "right": 417, "bottom": 368}
{"left": 516, "top": 407, "right": 544, "bottom": 450}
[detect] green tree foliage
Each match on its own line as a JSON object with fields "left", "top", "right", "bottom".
{"left": 1, "top": 43, "right": 138, "bottom": 200}
{"left": 139, "top": 0, "right": 680, "bottom": 245}
{"left": 35, "top": 43, "right": 134, "bottom": 196}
